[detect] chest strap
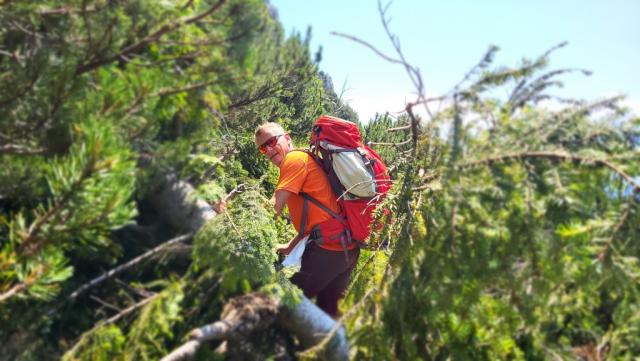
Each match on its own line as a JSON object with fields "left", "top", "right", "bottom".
{"left": 298, "top": 192, "right": 346, "bottom": 237}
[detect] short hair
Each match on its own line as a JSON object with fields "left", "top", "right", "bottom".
{"left": 255, "top": 122, "right": 286, "bottom": 138}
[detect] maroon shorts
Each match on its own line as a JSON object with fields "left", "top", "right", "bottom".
{"left": 290, "top": 242, "right": 360, "bottom": 317}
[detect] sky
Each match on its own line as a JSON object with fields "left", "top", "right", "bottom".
{"left": 269, "top": 0, "right": 640, "bottom": 122}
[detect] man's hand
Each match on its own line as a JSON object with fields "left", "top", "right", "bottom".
{"left": 212, "top": 199, "right": 227, "bottom": 214}
{"left": 272, "top": 189, "right": 292, "bottom": 216}
{"left": 276, "top": 243, "right": 294, "bottom": 256}
{"left": 276, "top": 234, "right": 302, "bottom": 256}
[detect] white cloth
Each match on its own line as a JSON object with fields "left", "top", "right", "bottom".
{"left": 281, "top": 235, "right": 310, "bottom": 268}
{"left": 321, "top": 142, "right": 376, "bottom": 198}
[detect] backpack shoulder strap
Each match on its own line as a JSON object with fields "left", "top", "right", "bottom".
{"left": 290, "top": 148, "right": 323, "bottom": 168}
{"left": 300, "top": 192, "right": 345, "bottom": 222}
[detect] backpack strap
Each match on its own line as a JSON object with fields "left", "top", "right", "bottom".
{"left": 300, "top": 192, "right": 347, "bottom": 224}
{"left": 298, "top": 192, "right": 354, "bottom": 259}
{"left": 298, "top": 192, "right": 347, "bottom": 239}
{"left": 290, "top": 148, "right": 324, "bottom": 169}
{"left": 291, "top": 148, "right": 346, "bottom": 202}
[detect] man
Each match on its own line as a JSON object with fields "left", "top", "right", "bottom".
{"left": 255, "top": 122, "right": 360, "bottom": 317}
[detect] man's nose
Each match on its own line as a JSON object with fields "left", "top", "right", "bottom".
{"left": 266, "top": 145, "right": 277, "bottom": 155}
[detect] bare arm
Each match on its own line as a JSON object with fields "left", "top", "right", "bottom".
{"left": 271, "top": 189, "right": 292, "bottom": 216}
{"left": 271, "top": 189, "right": 299, "bottom": 255}
{"left": 277, "top": 234, "right": 303, "bottom": 255}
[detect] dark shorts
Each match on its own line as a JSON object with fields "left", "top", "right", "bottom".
{"left": 290, "top": 242, "right": 360, "bottom": 317}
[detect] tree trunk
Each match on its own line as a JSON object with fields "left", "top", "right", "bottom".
{"left": 147, "top": 173, "right": 217, "bottom": 232}
{"left": 151, "top": 174, "right": 350, "bottom": 361}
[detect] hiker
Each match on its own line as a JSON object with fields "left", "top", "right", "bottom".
{"left": 255, "top": 122, "right": 360, "bottom": 318}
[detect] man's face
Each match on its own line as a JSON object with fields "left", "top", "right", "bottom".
{"left": 255, "top": 127, "right": 290, "bottom": 167}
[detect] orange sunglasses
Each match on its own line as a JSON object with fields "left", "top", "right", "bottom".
{"left": 258, "top": 134, "right": 284, "bottom": 154}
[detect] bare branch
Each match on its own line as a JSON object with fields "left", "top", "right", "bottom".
{"left": 0, "top": 283, "right": 27, "bottom": 303}
{"left": 386, "top": 123, "right": 412, "bottom": 132}
{"left": 367, "top": 138, "right": 412, "bottom": 147}
{"left": 37, "top": 5, "right": 99, "bottom": 16}
{"left": 68, "top": 233, "right": 193, "bottom": 301}
{"left": 103, "top": 294, "right": 157, "bottom": 325}
{"left": 0, "top": 49, "right": 24, "bottom": 63}
{"left": 154, "top": 79, "right": 219, "bottom": 97}
{"left": 330, "top": 31, "right": 404, "bottom": 66}
{"left": 89, "top": 295, "right": 122, "bottom": 313}
{"left": 0, "top": 143, "right": 47, "bottom": 155}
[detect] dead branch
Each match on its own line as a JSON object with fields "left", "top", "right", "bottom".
{"left": 0, "top": 143, "right": 47, "bottom": 155}
{"left": 0, "top": 283, "right": 27, "bottom": 303}
{"left": 119, "top": 51, "right": 203, "bottom": 68}
{"left": 67, "top": 233, "right": 194, "bottom": 301}
{"left": 0, "top": 49, "right": 25, "bottom": 63}
{"left": 367, "top": 138, "right": 412, "bottom": 147}
{"left": 154, "top": 79, "right": 219, "bottom": 97}
{"left": 162, "top": 292, "right": 279, "bottom": 361}
{"left": 89, "top": 295, "right": 121, "bottom": 313}
{"left": 386, "top": 123, "right": 412, "bottom": 132}
{"left": 330, "top": 31, "right": 404, "bottom": 66}
{"left": 115, "top": 278, "right": 156, "bottom": 299}
{"left": 104, "top": 293, "right": 158, "bottom": 325}
{"left": 37, "top": 5, "right": 99, "bottom": 16}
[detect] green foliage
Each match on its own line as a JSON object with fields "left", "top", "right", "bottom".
{"left": 347, "top": 45, "right": 640, "bottom": 360}
{"left": 1, "top": 0, "right": 330, "bottom": 358}
{"left": 193, "top": 190, "right": 279, "bottom": 293}
{"left": 3, "top": 2, "right": 637, "bottom": 360}
{"left": 1, "top": 118, "right": 136, "bottom": 304}
{"left": 62, "top": 281, "right": 184, "bottom": 361}
{"left": 319, "top": 71, "right": 359, "bottom": 122}
{"left": 123, "top": 282, "right": 185, "bottom": 361}
{"left": 61, "top": 325, "right": 126, "bottom": 361}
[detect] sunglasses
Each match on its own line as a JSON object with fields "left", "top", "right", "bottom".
{"left": 258, "top": 134, "right": 284, "bottom": 154}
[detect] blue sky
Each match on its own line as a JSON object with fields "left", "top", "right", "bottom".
{"left": 269, "top": 0, "right": 640, "bottom": 122}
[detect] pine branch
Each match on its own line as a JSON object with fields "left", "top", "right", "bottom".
{"left": 460, "top": 151, "right": 640, "bottom": 194}
{"left": 75, "top": 0, "right": 227, "bottom": 74}
{"left": 20, "top": 156, "right": 96, "bottom": 254}
{"left": 65, "top": 293, "right": 159, "bottom": 357}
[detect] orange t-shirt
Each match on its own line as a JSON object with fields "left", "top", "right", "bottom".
{"left": 277, "top": 150, "right": 348, "bottom": 251}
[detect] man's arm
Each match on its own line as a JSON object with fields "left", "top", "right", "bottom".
{"left": 271, "top": 189, "right": 298, "bottom": 255}
{"left": 277, "top": 234, "right": 303, "bottom": 255}
{"left": 271, "top": 189, "right": 292, "bottom": 216}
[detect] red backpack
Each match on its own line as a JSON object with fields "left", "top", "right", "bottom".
{"left": 299, "top": 115, "right": 391, "bottom": 249}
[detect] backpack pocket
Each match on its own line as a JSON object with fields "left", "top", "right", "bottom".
{"left": 309, "top": 217, "right": 351, "bottom": 248}
{"left": 342, "top": 198, "right": 377, "bottom": 242}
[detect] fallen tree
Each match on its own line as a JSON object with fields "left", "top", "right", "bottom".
{"left": 149, "top": 173, "right": 351, "bottom": 361}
